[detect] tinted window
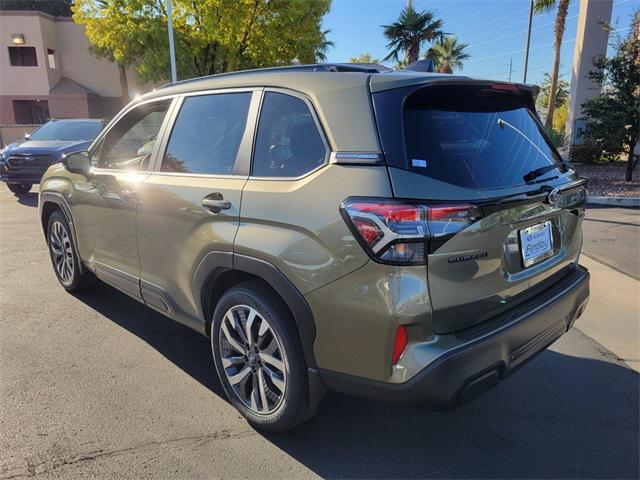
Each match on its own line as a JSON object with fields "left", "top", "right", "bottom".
{"left": 161, "top": 93, "right": 251, "bottom": 175}
{"left": 253, "top": 92, "right": 326, "bottom": 177}
{"left": 402, "top": 86, "right": 565, "bottom": 189}
{"left": 94, "top": 101, "right": 170, "bottom": 170}
{"left": 9, "top": 47, "right": 37, "bottom": 66}
{"left": 30, "top": 120, "right": 102, "bottom": 141}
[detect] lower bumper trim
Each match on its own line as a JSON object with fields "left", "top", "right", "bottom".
{"left": 319, "top": 264, "right": 590, "bottom": 409}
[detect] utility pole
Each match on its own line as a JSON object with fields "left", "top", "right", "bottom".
{"left": 407, "top": 0, "right": 413, "bottom": 10}
{"left": 509, "top": 57, "right": 513, "bottom": 82}
{"left": 167, "top": 0, "right": 177, "bottom": 83}
{"left": 523, "top": 0, "right": 534, "bottom": 83}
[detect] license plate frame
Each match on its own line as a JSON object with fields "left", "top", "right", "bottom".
{"left": 519, "top": 220, "right": 554, "bottom": 268}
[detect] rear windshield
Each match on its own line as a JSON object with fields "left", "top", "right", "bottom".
{"left": 398, "top": 86, "right": 565, "bottom": 189}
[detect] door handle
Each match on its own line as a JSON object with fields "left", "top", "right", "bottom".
{"left": 202, "top": 194, "right": 231, "bottom": 213}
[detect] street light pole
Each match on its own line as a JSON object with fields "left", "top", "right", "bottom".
{"left": 523, "top": 0, "right": 534, "bottom": 83}
{"left": 167, "top": 0, "right": 177, "bottom": 83}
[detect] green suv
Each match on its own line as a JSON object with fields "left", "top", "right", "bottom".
{"left": 39, "top": 64, "right": 590, "bottom": 431}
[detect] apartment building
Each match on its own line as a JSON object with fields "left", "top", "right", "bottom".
{"left": 0, "top": 10, "right": 152, "bottom": 124}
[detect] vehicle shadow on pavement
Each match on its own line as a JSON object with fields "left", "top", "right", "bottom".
{"left": 267, "top": 342, "right": 639, "bottom": 479}
{"left": 74, "top": 283, "right": 639, "bottom": 479}
{"left": 15, "top": 192, "right": 38, "bottom": 208}
{"left": 73, "top": 282, "right": 228, "bottom": 401}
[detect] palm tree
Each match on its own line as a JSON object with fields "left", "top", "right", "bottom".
{"left": 425, "top": 36, "right": 470, "bottom": 73}
{"left": 382, "top": 7, "right": 444, "bottom": 64}
{"left": 534, "top": 0, "right": 570, "bottom": 130}
{"left": 315, "top": 29, "right": 335, "bottom": 62}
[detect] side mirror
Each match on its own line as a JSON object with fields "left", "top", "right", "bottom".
{"left": 24, "top": 133, "right": 31, "bottom": 141}
{"left": 63, "top": 151, "right": 91, "bottom": 175}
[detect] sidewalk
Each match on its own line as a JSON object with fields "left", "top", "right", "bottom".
{"left": 577, "top": 255, "right": 640, "bottom": 372}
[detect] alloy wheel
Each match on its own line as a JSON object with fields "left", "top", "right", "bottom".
{"left": 49, "top": 220, "right": 74, "bottom": 285}
{"left": 219, "top": 305, "right": 287, "bottom": 415}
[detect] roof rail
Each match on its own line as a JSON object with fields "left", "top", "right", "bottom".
{"left": 159, "top": 63, "right": 392, "bottom": 89}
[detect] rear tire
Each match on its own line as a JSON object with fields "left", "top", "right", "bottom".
{"left": 211, "top": 281, "right": 312, "bottom": 432}
{"left": 47, "top": 210, "right": 94, "bottom": 292}
{"left": 7, "top": 183, "right": 32, "bottom": 195}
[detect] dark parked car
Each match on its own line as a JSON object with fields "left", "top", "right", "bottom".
{"left": 1, "top": 119, "right": 106, "bottom": 194}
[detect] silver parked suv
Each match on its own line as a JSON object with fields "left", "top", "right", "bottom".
{"left": 39, "top": 63, "right": 590, "bottom": 431}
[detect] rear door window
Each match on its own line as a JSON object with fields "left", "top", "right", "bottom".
{"left": 252, "top": 92, "right": 327, "bottom": 178}
{"left": 161, "top": 93, "right": 252, "bottom": 175}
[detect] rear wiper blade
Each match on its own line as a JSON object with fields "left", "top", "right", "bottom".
{"left": 496, "top": 117, "right": 573, "bottom": 182}
{"left": 523, "top": 162, "right": 572, "bottom": 182}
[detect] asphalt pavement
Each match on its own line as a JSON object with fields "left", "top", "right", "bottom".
{"left": 582, "top": 207, "right": 640, "bottom": 280}
{"left": 1, "top": 186, "right": 638, "bottom": 479}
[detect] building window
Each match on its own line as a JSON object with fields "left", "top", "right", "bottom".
{"left": 12, "top": 100, "right": 49, "bottom": 124}
{"left": 47, "top": 49, "right": 56, "bottom": 69}
{"left": 8, "top": 46, "right": 37, "bottom": 66}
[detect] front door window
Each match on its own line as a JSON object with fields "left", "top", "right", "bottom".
{"left": 93, "top": 101, "right": 170, "bottom": 171}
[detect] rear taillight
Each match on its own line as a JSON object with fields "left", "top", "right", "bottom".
{"left": 341, "top": 199, "right": 480, "bottom": 265}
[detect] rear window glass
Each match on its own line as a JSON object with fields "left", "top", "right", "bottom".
{"left": 252, "top": 92, "right": 326, "bottom": 178}
{"left": 402, "top": 87, "right": 564, "bottom": 189}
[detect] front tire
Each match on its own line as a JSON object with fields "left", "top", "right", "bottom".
{"left": 7, "top": 183, "right": 32, "bottom": 195}
{"left": 47, "top": 210, "right": 93, "bottom": 292}
{"left": 211, "top": 282, "right": 312, "bottom": 432}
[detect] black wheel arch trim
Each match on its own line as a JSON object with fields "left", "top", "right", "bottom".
{"left": 193, "top": 251, "right": 318, "bottom": 369}
{"left": 39, "top": 191, "right": 84, "bottom": 274}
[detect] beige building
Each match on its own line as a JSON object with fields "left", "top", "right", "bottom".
{"left": 0, "top": 10, "right": 153, "bottom": 124}
{"left": 565, "top": 0, "right": 613, "bottom": 148}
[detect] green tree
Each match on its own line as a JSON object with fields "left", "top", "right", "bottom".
{"left": 74, "top": 0, "right": 331, "bottom": 83}
{"left": 382, "top": 6, "right": 444, "bottom": 65}
{"left": 538, "top": 72, "right": 569, "bottom": 108}
{"left": 581, "top": 10, "right": 639, "bottom": 181}
{"left": 425, "top": 36, "right": 469, "bottom": 73}
{"left": 349, "top": 53, "right": 380, "bottom": 64}
{"left": 534, "top": 0, "right": 570, "bottom": 130}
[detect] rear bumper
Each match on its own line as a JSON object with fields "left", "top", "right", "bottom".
{"left": 319, "top": 264, "right": 590, "bottom": 408}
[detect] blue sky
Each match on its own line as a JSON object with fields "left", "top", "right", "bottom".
{"left": 322, "top": 0, "right": 638, "bottom": 86}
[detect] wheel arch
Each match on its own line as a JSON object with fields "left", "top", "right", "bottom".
{"left": 39, "top": 192, "right": 85, "bottom": 274}
{"left": 195, "top": 252, "right": 317, "bottom": 369}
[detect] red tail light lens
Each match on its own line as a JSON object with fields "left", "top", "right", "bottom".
{"left": 490, "top": 82, "right": 518, "bottom": 91}
{"left": 351, "top": 218, "right": 383, "bottom": 247}
{"left": 341, "top": 199, "right": 479, "bottom": 264}
{"left": 392, "top": 326, "right": 408, "bottom": 365}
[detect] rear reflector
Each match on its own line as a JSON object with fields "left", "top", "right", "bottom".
{"left": 392, "top": 326, "right": 408, "bottom": 365}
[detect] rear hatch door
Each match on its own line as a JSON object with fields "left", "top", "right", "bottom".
{"left": 372, "top": 80, "right": 587, "bottom": 333}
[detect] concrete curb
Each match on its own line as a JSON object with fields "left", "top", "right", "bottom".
{"left": 587, "top": 196, "right": 640, "bottom": 207}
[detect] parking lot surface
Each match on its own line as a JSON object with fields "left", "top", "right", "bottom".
{"left": 1, "top": 186, "right": 638, "bottom": 479}
{"left": 583, "top": 207, "right": 640, "bottom": 280}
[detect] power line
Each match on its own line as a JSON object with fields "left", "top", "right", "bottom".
{"left": 452, "top": 6, "right": 532, "bottom": 37}
{"left": 444, "top": 0, "right": 520, "bottom": 27}
{"left": 462, "top": 17, "right": 531, "bottom": 44}
{"left": 467, "top": 14, "right": 578, "bottom": 50}
{"left": 466, "top": 38, "right": 577, "bottom": 63}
